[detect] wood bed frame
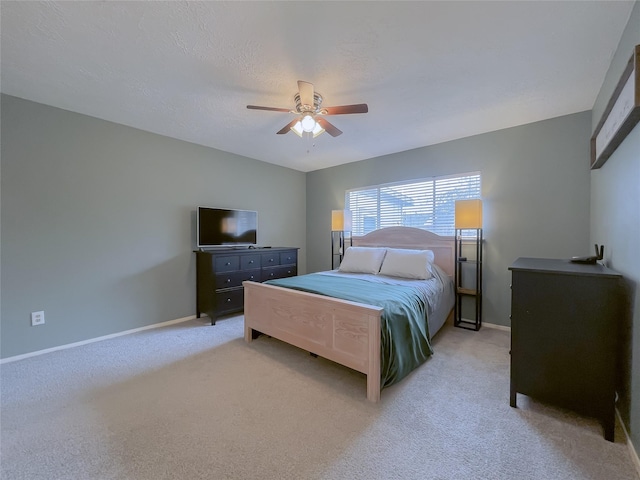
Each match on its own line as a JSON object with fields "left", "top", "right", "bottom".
{"left": 243, "top": 227, "right": 455, "bottom": 402}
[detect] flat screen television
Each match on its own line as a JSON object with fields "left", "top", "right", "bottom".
{"left": 197, "top": 207, "right": 257, "bottom": 248}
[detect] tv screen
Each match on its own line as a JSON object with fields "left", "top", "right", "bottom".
{"left": 197, "top": 207, "right": 257, "bottom": 247}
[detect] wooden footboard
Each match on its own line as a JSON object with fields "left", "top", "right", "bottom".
{"left": 243, "top": 280, "right": 384, "bottom": 402}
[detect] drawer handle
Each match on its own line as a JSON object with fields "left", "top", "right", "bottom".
{"left": 226, "top": 279, "right": 231, "bottom": 283}
{"left": 269, "top": 258, "right": 274, "bottom": 262}
{"left": 226, "top": 298, "right": 232, "bottom": 303}
{"left": 287, "top": 270, "right": 291, "bottom": 274}
{"left": 249, "top": 275, "right": 255, "bottom": 280}
{"left": 270, "top": 273, "right": 274, "bottom": 277}
{"left": 225, "top": 262, "right": 231, "bottom": 266}
{"left": 249, "top": 260, "right": 254, "bottom": 264}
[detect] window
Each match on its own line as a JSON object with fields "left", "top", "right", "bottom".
{"left": 346, "top": 172, "right": 481, "bottom": 236}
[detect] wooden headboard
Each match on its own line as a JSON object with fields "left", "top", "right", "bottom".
{"left": 352, "top": 226, "right": 455, "bottom": 277}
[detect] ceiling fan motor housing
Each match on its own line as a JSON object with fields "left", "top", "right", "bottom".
{"left": 294, "top": 92, "right": 323, "bottom": 114}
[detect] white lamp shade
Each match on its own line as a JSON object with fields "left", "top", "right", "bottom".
{"left": 331, "top": 210, "right": 352, "bottom": 231}
{"left": 455, "top": 199, "right": 483, "bottom": 229}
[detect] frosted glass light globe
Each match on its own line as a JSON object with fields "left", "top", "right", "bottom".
{"left": 300, "top": 114, "right": 316, "bottom": 132}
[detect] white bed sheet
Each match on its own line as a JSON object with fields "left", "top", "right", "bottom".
{"left": 318, "top": 264, "right": 455, "bottom": 338}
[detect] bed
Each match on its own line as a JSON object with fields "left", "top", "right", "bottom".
{"left": 242, "top": 227, "right": 455, "bottom": 402}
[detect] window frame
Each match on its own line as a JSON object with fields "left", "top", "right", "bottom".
{"left": 345, "top": 171, "right": 481, "bottom": 237}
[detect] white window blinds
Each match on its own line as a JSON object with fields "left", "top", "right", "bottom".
{"left": 346, "top": 172, "right": 481, "bottom": 236}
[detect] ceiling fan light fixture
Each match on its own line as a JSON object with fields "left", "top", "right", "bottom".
{"left": 300, "top": 114, "right": 316, "bottom": 132}
{"left": 291, "top": 120, "right": 325, "bottom": 138}
{"left": 291, "top": 121, "right": 304, "bottom": 137}
{"left": 312, "top": 122, "right": 325, "bottom": 137}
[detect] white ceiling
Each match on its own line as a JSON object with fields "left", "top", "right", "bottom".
{"left": 1, "top": 1, "right": 634, "bottom": 172}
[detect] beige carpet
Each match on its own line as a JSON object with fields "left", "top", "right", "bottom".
{"left": 1, "top": 315, "right": 637, "bottom": 480}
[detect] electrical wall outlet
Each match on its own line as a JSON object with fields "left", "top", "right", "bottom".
{"left": 31, "top": 311, "right": 45, "bottom": 326}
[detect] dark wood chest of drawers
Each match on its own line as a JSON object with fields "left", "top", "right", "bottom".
{"left": 508, "top": 257, "right": 623, "bottom": 441}
{"left": 196, "top": 247, "right": 298, "bottom": 325}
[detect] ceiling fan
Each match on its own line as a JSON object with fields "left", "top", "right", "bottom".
{"left": 247, "top": 80, "right": 368, "bottom": 138}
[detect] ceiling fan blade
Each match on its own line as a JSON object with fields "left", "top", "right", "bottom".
{"left": 322, "top": 104, "right": 369, "bottom": 115}
{"left": 247, "top": 105, "right": 291, "bottom": 113}
{"left": 298, "top": 80, "right": 314, "bottom": 107}
{"left": 316, "top": 117, "right": 343, "bottom": 137}
{"left": 276, "top": 118, "right": 299, "bottom": 135}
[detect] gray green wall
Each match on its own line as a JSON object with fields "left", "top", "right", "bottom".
{"left": 307, "top": 111, "right": 592, "bottom": 330}
{"left": 1, "top": 94, "right": 307, "bottom": 359}
{"left": 591, "top": 0, "right": 639, "bottom": 456}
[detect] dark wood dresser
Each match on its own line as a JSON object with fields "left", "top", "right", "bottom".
{"left": 196, "top": 247, "right": 298, "bottom": 325}
{"left": 508, "top": 257, "right": 622, "bottom": 441}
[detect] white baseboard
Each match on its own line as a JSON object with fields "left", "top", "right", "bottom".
{"left": 482, "top": 321, "right": 511, "bottom": 332}
{"left": 455, "top": 319, "right": 510, "bottom": 332}
{"left": 617, "top": 409, "right": 640, "bottom": 479}
{"left": 0, "top": 314, "right": 197, "bottom": 364}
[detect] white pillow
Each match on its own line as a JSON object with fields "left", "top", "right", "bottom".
{"left": 338, "top": 247, "right": 387, "bottom": 274}
{"left": 379, "top": 248, "right": 434, "bottom": 280}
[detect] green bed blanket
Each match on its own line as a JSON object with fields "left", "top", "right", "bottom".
{"left": 265, "top": 273, "right": 432, "bottom": 388}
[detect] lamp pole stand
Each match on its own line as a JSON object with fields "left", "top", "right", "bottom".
{"left": 454, "top": 227, "right": 483, "bottom": 330}
{"left": 331, "top": 230, "right": 351, "bottom": 269}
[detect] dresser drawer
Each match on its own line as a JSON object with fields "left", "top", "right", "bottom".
{"left": 215, "top": 288, "right": 244, "bottom": 314}
{"left": 261, "top": 252, "right": 281, "bottom": 267}
{"left": 280, "top": 251, "right": 297, "bottom": 265}
{"left": 214, "top": 255, "right": 239, "bottom": 273}
{"left": 215, "top": 269, "right": 260, "bottom": 290}
{"left": 240, "top": 268, "right": 261, "bottom": 283}
{"left": 241, "top": 254, "right": 261, "bottom": 270}
{"left": 215, "top": 271, "right": 244, "bottom": 290}
{"left": 262, "top": 265, "right": 297, "bottom": 282}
